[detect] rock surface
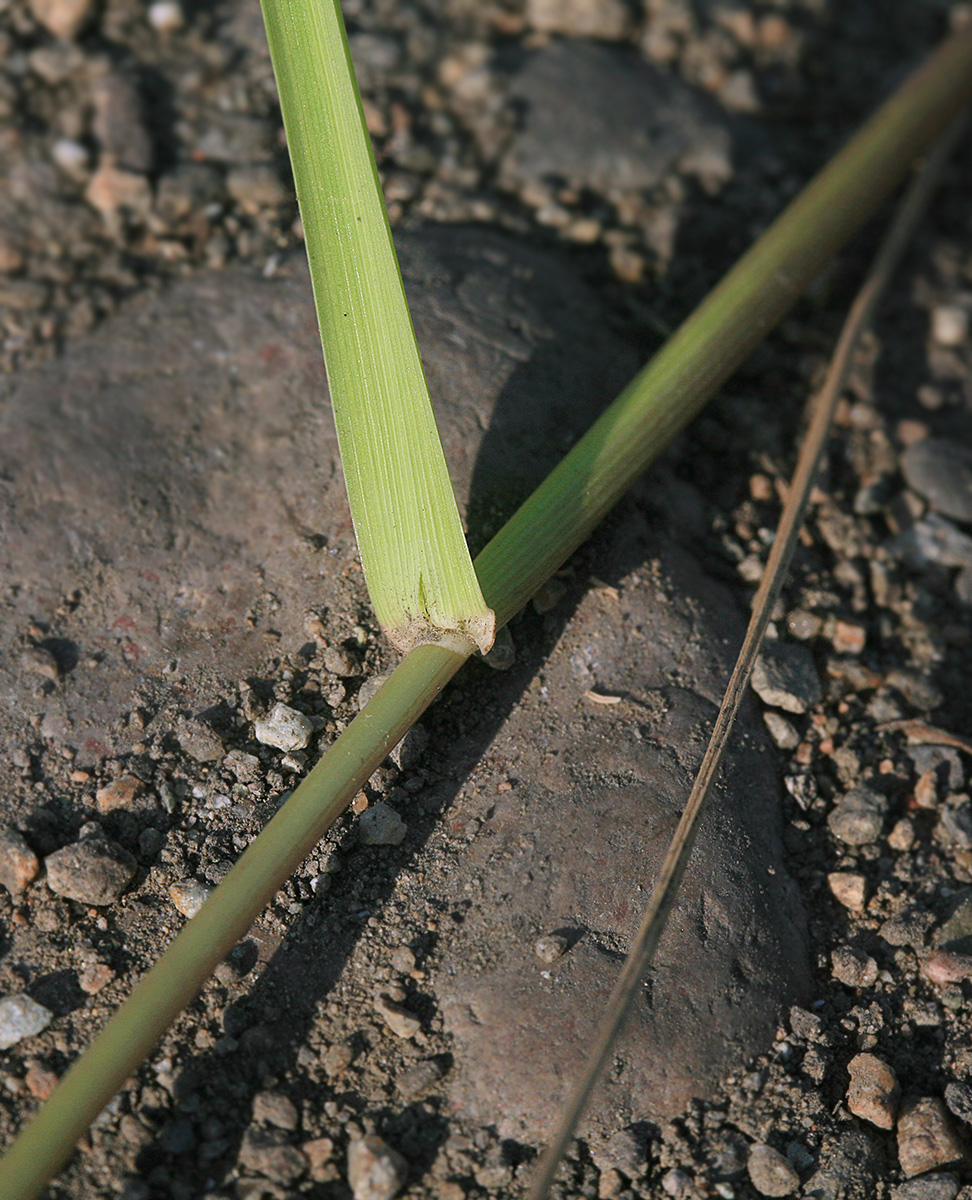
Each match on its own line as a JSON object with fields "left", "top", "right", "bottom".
{"left": 499, "top": 41, "right": 731, "bottom": 196}
{"left": 0, "top": 227, "right": 633, "bottom": 786}
{"left": 435, "top": 518, "right": 810, "bottom": 1139}
{"left": 900, "top": 440, "right": 972, "bottom": 524}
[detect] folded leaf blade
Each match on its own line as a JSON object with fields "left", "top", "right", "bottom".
{"left": 261, "top": 0, "right": 494, "bottom": 654}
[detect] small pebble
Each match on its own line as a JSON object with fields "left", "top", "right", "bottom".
{"left": 358, "top": 802, "right": 407, "bottom": 846}
{"left": 252, "top": 1091, "right": 299, "bottom": 1131}
{"left": 828, "top": 787, "right": 888, "bottom": 846}
{"left": 0, "top": 995, "right": 53, "bottom": 1050}
{"left": 147, "top": 1, "right": 183, "bottom": 33}
{"left": 96, "top": 775, "right": 142, "bottom": 813}
{"left": 396, "top": 1058, "right": 445, "bottom": 1100}
{"left": 347, "top": 1134, "right": 408, "bottom": 1200}
{"left": 827, "top": 871, "right": 866, "bottom": 910}
{"left": 51, "top": 138, "right": 89, "bottom": 181}
{"left": 389, "top": 724, "right": 428, "bottom": 771}
{"left": 535, "top": 934, "right": 569, "bottom": 963}
{"left": 944, "top": 1081, "right": 972, "bottom": 1126}
{"left": 931, "top": 305, "right": 969, "bottom": 348}
{"left": 831, "top": 620, "right": 866, "bottom": 655}
{"left": 747, "top": 1143, "right": 800, "bottom": 1197}
{"left": 788, "top": 1005, "right": 823, "bottom": 1041}
{"left": 763, "top": 711, "right": 800, "bottom": 750}
{"left": 881, "top": 908, "right": 936, "bottom": 948}
{"left": 45, "top": 838, "right": 136, "bottom": 906}
{"left": 390, "top": 945, "right": 416, "bottom": 974}
{"left": 937, "top": 802, "right": 972, "bottom": 850}
{"left": 303, "top": 1136, "right": 335, "bottom": 1181}
{"left": 0, "top": 829, "right": 40, "bottom": 895}
{"left": 901, "top": 440, "right": 972, "bottom": 525}
{"left": 84, "top": 163, "right": 152, "bottom": 223}
{"left": 24, "top": 1061, "right": 58, "bottom": 1100}
{"left": 323, "top": 646, "right": 355, "bottom": 676}
{"left": 28, "top": 0, "right": 93, "bottom": 39}
{"left": 897, "top": 1097, "right": 968, "bottom": 1177}
{"left": 892, "top": 1173, "right": 960, "bottom": 1200}
{"left": 21, "top": 646, "right": 59, "bottom": 681}
{"left": 590, "top": 1126, "right": 646, "bottom": 1176}
{"left": 237, "top": 1127, "right": 307, "bottom": 1183}
{"left": 889, "top": 818, "right": 916, "bottom": 851}
{"left": 169, "top": 879, "right": 213, "bottom": 919}
{"left": 786, "top": 610, "right": 822, "bottom": 640}
{"left": 831, "top": 945, "right": 879, "bottom": 989}
{"left": 374, "top": 992, "right": 421, "bottom": 1038}
{"left": 660, "top": 1168, "right": 696, "bottom": 1198}
{"left": 226, "top": 166, "right": 290, "bottom": 213}
{"left": 254, "top": 702, "right": 314, "bottom": 752}
{"left": 751, "top": 643, "right": 822, "bottom": 714}
{"left": 482, "top": 626, "right": 515, "bottom": 670}
{"left": 78, "top": 963, "right": 114, "bottom": 994}
{"left": 526, "top": 0, "right": 628, "bottom": 39}
{"left": 846, "top": 1053, "right": 900, "bottom": 1129}
{"left": 922, "top": 950, "right": 972, "bottom": 985}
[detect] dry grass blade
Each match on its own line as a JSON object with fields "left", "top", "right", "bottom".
{"left": 527, "top": 114, "right": 969, "bottom": 1200}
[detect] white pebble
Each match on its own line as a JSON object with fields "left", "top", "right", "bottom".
{"left": 0, "top": 995, "right": 53, "bottom": 1050}
{"left": 169, "top": 879, "right": 213, "bottom": 919}
{"left": 932, "top": 305, "right": 968, "bottom": 348}
{"left": 254, "top": 702, "right": 313, "bottom": 752}
{"left": 148, "top": 1, "right": 183, "bottom": 32}
{"left": 51, "top": 138, "right": 88, "bottom": 179}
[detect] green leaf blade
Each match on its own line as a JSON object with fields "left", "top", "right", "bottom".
{"left": 261, "top": 0, "right": 494, "bottom": 654}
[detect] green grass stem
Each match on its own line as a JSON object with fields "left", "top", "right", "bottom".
{"left": 261, "top": 0, "right": 494, "bottom": 654}
{"left": 1, "top": 24, "right": 970, "bottom": 1200}
{"left": 475, "top": 23, "right": 972, "bottom": 626}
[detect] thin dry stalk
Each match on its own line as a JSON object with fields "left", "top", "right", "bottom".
{"left": 527, "top": 114, "right": 969, "bottom": 1200}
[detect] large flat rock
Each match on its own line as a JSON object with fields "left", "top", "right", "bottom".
{"left": 0, "top": 226, "right": 633, "bottom": 779}
{"left": 435, "top": 517, "right": 811, "bottom": 1140}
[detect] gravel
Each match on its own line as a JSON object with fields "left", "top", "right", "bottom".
{"left": 900, "top": 440, "right": 972, "bottom": 523}
{"left": 358, "top": 802, "right": 407, "bottom": 847}
{"left": 44, "top": 837, "right": 137, "bottom": 906}
{"left": 751, "top": 642, "right": 823, "bottom": 713}
{"left": 0, "top": 995, "right": 53, "bottom": 1050}
{"left": 253, "top": 702, "right": 314, "bottom": 752}
{"left": 347, "top": 1135, "right": 408, "bottom": 1200}
{"left": 845, "top": 1053, "right": 900, "bottom": 1129}
{"left": 897, "top": 1097, "right": 969, "bottom": 1178}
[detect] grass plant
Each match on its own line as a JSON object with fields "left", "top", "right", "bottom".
{"left": 0, "top": 15, "right": 970, "bottom": 1200}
